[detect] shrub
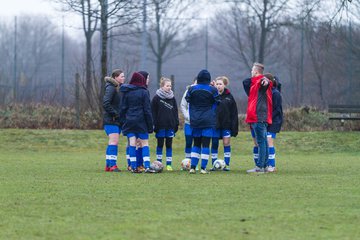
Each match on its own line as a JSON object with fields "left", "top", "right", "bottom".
{"left": 0, "top": 104, "right": 101, "bottom": 129}
{"left": 1, "top": 104, "right": 359, "bottom": 130}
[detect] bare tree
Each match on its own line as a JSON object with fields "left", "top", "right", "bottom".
{"left": 147, "top": 0, "right": 197, "bottom": 85}
{"left": 211, "top": 0, "right": 289, "bottom": 72}
{"left": 54, "top": 0, "right": 100, "bottom": 110}
{"left": 0, "top": 14, "right": 80, "bottom": 105}
{"left": 97, "top": 0, "right": 140, "bottom": 114}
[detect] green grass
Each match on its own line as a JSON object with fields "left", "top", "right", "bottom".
{"left": 0, "top": 129, "right": 360, "bottom": 240}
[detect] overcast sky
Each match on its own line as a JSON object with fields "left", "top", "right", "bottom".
{"left": 0, "top": 0, "right": 58, "bottom": 16}
{"left": 0, "top": 0, "right": 83, "bottom": 36}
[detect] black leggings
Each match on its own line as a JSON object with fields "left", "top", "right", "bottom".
{"left": 193, "top": 137, "right": 211, "bottom": 148}
{"left": 157, "top": 137, "right": 173, "bottom": 149}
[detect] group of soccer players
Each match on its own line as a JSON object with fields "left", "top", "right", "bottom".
{"left": 102, "top": 62, "right": 282, "bottom": 174}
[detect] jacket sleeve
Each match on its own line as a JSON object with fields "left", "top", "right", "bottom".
{"left": 242, "top": 78, "right": 251, "bottom": 96}
{"left": 151, "top": 95, "right": 158, "bottom": 132}
{"left": 119, "top": 93, "right": 128, "bottom": 126}
{"left": 143, "top": 90, "right": 154, "bottom": 133}
{"left": 185, "top": 87, "right": 191, "bottom": 103}
{"left": 272, "top": 91, "right": 283, "bottom": 122}
{"left": 230, "top": 95, "right": 239, "bottom": 137}
{"left": 173, "top": 98, "right": 179, "bottom": 133}
{"left": 213, "top": 87, "right": 221, "bottom": 104}
{"left": 180, "top": 90, "right": 190, "bottom": 122}
{"left": 103, "top": 85, "right": 118, "bottom": 118}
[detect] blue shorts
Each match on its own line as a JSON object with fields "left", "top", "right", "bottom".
{"left": 251, "top": 128, "right": 276, "bottom": 139}
{"left": 213, "top": 129, "right": 231, "bottom": 138}
{"left": 192, "top": 128, "right": 213, "bottom": 138}
{"left": 156, "top": 129, "right": 175, "bottom": 138}
{"left": 126, "top": 133, "right": 149, "bottom": 140}
{"left": 267, "top": 132, "right": 277, "bottom": 139}
{"left": 184, "top": 123, "right": 193, "bottom": 136}
{"left": 104, "top": 125, "right": 121, "bottom": 135}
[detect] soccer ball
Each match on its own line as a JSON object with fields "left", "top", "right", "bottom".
{"left": 181, "top": 158, "right": 191, "bottom": 171}
{"left": 150, "top": 160, "right": 164, "bottom": 173}
{"left": 213, "top": 159, "right": 226, "bottom": 170}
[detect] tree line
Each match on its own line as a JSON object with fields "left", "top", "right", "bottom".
{"left": 0, "top": 0, "right": 358, "bottom": 119}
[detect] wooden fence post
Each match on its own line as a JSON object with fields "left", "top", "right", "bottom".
{"left": 75, "top": 73, "right": 80, "bottom": 128}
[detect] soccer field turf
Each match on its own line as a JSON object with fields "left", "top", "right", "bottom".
{"left": 1, "top": 129, "right": 359, "bottom": 239}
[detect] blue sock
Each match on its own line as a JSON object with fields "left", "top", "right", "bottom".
{"left": 126, "top": 146, "right": 130, "bottom": 167}
{"left": 129, "top": 146, "right": 136, "bottom": 170}
{"left": 201, "top": 147, "right": 210, "bottom": 169}
{"left": 253, "top": 146, "right": 259, "bottom": 167}
{"left": 166, "top": 148, "right": 172, "bottom": 166}
{"left": 185, "top": 148, "right": 192, "bottom": 158}
{"left": 106, "top": 145, "right": 118, "bottom": 167}
{"left": 136, "top": 147, "right": 143, "bottom": 168}
{"left": 142, "top": 146, "right": 150, "bottom": 169}
{"left": 191, "top": 146, "right": 200, "bottom": 169}
{"left": 224, "top": 146, "right": 231, "bottom": 166}
{"left": 156, "top": 146, "right": 163, "bottom": 162}
{"left": 185, "top": 135, "right": 192, "bottom": 158}
{"left": 268, "top": 147, "right": 275, "bottom": 167}
{"left": 211, "top": 138, "right": 219, "bottom": 164}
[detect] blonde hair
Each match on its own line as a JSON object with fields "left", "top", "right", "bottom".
{"left": 215, "top": 76, "right": 229, "bottom": 86}
{"left": 253, "top": 62, "right": 264, "bottom": 74}
{"left": 160, "top": 77, "right": 171, "bottom": 87}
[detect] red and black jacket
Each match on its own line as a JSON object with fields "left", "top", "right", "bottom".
{"left": 242, "top": 75, "right": 273, "bottom": 124}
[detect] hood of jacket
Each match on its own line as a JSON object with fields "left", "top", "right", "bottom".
{"left": 120, "top": 83, "right": 145, "bottom": 93}
{"left": 104, "top": 76, "right": 119, "bottom": 87}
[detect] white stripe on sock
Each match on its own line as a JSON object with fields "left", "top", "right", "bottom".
{"left": 201, "top": 154, "right": 209, "bottom": 160}
{"left": 106, "top": 155, "right": 117, "bottom": 160}
{"left": 191, "top": 152, "right": 200, "bottom": 159}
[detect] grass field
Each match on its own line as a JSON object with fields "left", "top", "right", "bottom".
{"left": 1, "top": 129, "right": 360, "bottom": 240}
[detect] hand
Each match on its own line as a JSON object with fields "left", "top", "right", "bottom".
{"left": 261, "top": 78, "right": 269, "bottom": 86}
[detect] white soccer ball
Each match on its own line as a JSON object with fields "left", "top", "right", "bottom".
{"left": 213, "top": 159, "right": 226, "bottom": 170}
{"left": 181, "top": 158, "right": 191, "bottom": 171}
{"left": 150, "top": 160, "right": 164, "bottom": 173}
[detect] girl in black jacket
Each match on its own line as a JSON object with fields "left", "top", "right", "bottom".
{"left": 211, "top": 76, "right": 238, "bottom": 171}
{"left": 265, "top": 74, "right": 283, "bottom": 172}
{"left": 151, "top": 77, "right": 179, "bottom": 171}
{"left": 102, "top": 69, "right": 125, "bottom": 172}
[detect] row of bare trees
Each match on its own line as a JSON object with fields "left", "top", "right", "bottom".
{"left": 0, "top": 0, "right": 359, "bottom": 117}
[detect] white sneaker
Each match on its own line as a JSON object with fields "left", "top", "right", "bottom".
{"left": 266, "top": 166, "right": 276, "bottom": 172}
{"left": 189, "top": 168, "right": 196, "bottom": 174}
{"left": 200, "top": 169, "right": 209, "bottom": 174}
{"left": 246, "top": 166, "right": 261, "bottom": 173}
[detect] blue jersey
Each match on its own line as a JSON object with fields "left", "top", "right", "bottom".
{"left": 185, "top": 84, "right": 220, "bottom": 129}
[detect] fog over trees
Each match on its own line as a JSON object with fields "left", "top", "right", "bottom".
{"left": 0, "top": 0, "right": 358, "bottom": 115}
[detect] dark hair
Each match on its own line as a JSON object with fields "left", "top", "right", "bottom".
{"left": 129, "top": 72, "right": 146, "bottom": 87}
{"left": 264, "top": 73, "right": 276, "bottom": 87}
{"left": 138, "top": 71, "right": 149, "bottom": 80}
{"left": 111, "top": 69, "right": 123, "bottom": 79}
